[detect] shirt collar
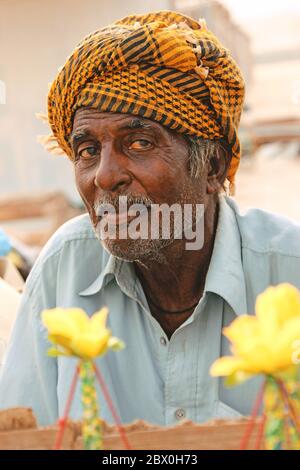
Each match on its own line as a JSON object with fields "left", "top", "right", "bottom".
{"left": 204, "top": 195, "right": 247, "bottom": 316}
{"left": 78, "top": 250, "right": 137, "bottom": 298}
{"left": 79, "top": 195, "right": 247, "bottom": 315}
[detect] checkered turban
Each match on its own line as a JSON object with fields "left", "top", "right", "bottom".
{"left": 45, "top": 10, "right": 245, "bottom": 193}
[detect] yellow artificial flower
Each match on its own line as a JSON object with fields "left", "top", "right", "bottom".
{"left": 42, "top": 307, "right": 124, "bottom": 359}
{"left": 210, "top": 284, "right": 300, "bottom": 384}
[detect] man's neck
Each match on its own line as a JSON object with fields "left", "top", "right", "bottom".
{"left": 134, "top": 197, "right": 219, "bottom": 338}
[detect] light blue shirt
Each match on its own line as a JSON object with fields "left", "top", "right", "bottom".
{"left": 1, "top": 195, "right": 300, "bottom": 426}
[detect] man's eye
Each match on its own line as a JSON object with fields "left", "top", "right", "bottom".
{"left": 78, "top": 146, "right": 98, "bottom": 159}
{"left": 129, "top": 139, "right": 152, "bottom": 150}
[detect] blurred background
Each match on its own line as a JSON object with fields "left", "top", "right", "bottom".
{"left": 0, "top": 0, "right": 300, "bottom": 276}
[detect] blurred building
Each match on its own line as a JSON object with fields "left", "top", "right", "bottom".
{"left": 248, "top": 15, "right": 300, "bottom": 145}
{"left": 0, "top": 0, "right": 169, "bottom": 201}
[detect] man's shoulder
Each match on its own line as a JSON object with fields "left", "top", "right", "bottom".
{"left": 225, "top": 196, "right": 300, "bottom": 258}
{"left": 39, "top": 213, "right": 97, "bottom": 257}
{"left": 26, "top": 214, "right": 106, "bottom": 289}
{"left": 53, "top": 212, "right": 95, "bottom": 239}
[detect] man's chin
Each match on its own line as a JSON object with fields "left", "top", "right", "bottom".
{"left": 98, "top": 237, "right": 172, "bottom": 263}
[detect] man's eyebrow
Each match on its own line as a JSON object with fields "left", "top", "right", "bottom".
{"left": 120, "top": 118, "right": 153, "bottom": 130}
{"left": 69, "top": 129, "right": 93, "bottom": 147}
{"left": 70, "top": 118, "right": 155, "bottom": 147}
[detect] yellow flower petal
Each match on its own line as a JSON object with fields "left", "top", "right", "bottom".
{"left": 42, "top": 308, "right": 89, "bottom": 340}
{"left": 256, "top": 284, "right": 300, "bottom": 330}
{"left": 211, "top": 357, "right": 256, "bottom": 385}
{"left": 62, "top": 308, "right": 90, "bottom": 331}
{"left": 48, "top": 334, "right": 73, "bottom": 352}
{"left": 223, "top": 315, "right": 260, "bottom": 345}
{"left": 210, "top": 356, "right": 247, "bottom": 377}
{"left": 43, "top": 306, "right": 123, "bottom": 359}
{"left": 224, "top": 370, "right": 255, "bottom": 386}
{"left": 90, "top": 307, "right": 109, "bottom": 331}
{"left": 108, "top": 337, "right": 125, "bottom": 351}
{"left": 223, "top": 315, "right": 271, "bottom": 370}
{"left": 232, "top": 342, "right": 275, "bottom": 374}
{"left": 210, "top": 283, "right": 300, "bottom": 381}
{"left": 272, "top": 317, "right": 300, "bottom": 369}
{"left": 71, "top": 330, "right": 111, "bottom": 358}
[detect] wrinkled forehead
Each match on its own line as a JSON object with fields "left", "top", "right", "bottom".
{"left": 73, "top": 108, "right": 154, "bottom": 128}
{"left": 71, "top": 108, "right": 182, "bottom": 142}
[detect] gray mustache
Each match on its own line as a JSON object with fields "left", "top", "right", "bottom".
{"left": 94, "top": 195, "right": 154, "bottom": 216}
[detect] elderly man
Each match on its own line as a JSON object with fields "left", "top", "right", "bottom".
{"left": 0, "top": 11, "right": 300, "bottom": 427}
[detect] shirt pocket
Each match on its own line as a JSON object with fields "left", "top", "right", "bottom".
{"left": 213, "top": 400, "right": 243, "bottom": 419}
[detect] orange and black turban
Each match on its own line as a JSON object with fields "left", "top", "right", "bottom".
{"left": 45, "top": 11, "right": 245, "bottom": 193}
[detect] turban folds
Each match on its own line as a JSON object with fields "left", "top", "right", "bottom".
{"left": 47, "top": 11, "right": 245, "bottom": 193}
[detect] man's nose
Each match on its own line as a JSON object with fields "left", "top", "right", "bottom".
{"left": 94, "top": 144, "right": 131, "bottom": 193}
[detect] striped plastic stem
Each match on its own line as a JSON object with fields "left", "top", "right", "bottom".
{"left": 79, "top": 359, "right": 103, "bottom": 450}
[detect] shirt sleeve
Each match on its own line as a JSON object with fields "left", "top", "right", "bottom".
{"left": 0, "top": 254, "right": 59, "bottom": 426}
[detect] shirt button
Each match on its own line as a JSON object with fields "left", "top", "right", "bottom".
{"left": 160, "top": 336, "right": 167, "bottom": 346}
{"left": 175, "top": 408, "right": 186, "bottom": 420}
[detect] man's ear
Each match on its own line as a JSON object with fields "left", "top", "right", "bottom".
{"left": 206, "top": 145, "right": 231, "bottom": 194}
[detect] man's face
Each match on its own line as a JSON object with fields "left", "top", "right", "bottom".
{"left": 72, "top": 108, "right": 207, "bottom": 261}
